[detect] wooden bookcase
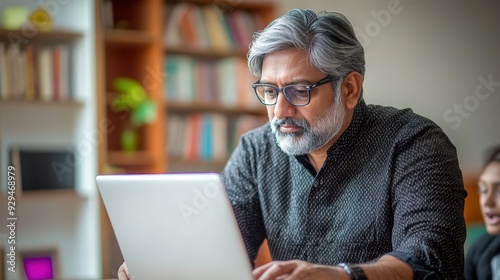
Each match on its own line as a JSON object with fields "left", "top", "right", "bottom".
{"left": 96, "top": 0, "right": 275, "bottom": 277}
{"left": 99, "top": 0, "right": 166, "bottom": 175}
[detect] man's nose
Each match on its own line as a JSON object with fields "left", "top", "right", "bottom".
{"left": 273, "top": 93, "right": 295, "bottom": 119}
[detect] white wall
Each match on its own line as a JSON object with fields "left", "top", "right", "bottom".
{"left": 278, "top": 0, "right": 500, "bottom": 173}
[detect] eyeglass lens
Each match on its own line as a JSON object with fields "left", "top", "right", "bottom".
{"left": 255, "top": 84, "right": 310, "bottom": 106}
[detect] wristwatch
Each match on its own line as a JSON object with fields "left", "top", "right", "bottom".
{"left": 338, "top": 263, "right": 368, "bottom": 280}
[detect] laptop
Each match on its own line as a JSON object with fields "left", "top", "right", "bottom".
{"left": 96, "top": 173, "right": 254, "bottom": 280}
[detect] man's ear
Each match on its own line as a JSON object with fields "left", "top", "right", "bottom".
{"left": 341, "top": 71, "right": 363, "bottom": 110}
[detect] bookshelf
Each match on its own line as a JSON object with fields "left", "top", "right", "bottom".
{"left": 99, "top": 0, "right": 166, "bottom": 175}
{"left": 0, "top": 28, "right": 80, "bottom": 101}
{"left": 0, "top": 1, "right": 100, "bottom": 279}
{"left": 163, "top": 0, "right": 273, "bottom": 172}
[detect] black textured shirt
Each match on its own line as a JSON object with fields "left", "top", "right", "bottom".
{"left": 221, "top": 99, "right": 467, "bottom": 279}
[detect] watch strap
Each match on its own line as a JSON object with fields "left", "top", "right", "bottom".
{"left": 338, "top": 263, "right": 368, "bottom": 280}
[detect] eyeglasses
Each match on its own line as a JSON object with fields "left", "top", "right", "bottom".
{"left": 252, "top": 76, "right": 335, "bottom": 106}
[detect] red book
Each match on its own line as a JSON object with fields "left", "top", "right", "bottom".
{"left": 179, "top": 4, "right": 198, "bottom": 46}
{"left": 52, "top": 46, "right": 60, "bottom": 100}
{"left": 187, "top": 113, "right": 202, "bottom": 160}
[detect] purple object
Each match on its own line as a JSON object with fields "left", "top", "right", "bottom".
{"left": 23, "top": 256, "right": 54, "bottom": 280}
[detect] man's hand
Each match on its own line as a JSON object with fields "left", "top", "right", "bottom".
{"left": 252, "top": 260, "right": 350, "bottom": 280}
{"left": 117, "top": 262, "right": 130, "bottom": 280}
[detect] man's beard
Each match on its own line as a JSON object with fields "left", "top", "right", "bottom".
{"left": 270, "top": 98, "right": 346, "bottom": 155}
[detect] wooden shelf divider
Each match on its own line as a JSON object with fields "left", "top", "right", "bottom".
{"left": 107, "top": 151, "right": 155, "bottom": 167}
{"left": 166, "top": 46, "right": 248, "bottom": 58}
{"left": 0, "top": 28, "right": 82, "bottom": 41}
{"left": 104, "top": 29, "right": 154, "bottom": 46}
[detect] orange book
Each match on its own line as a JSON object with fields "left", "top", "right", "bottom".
{"left": 179, "top": 4, "right": 198, "bottom": 46}
{"left": 25, "top": 46, "right": 35, "bottom": 100}
{"left": 236, "top": 58, "right": 248, "bottom": 106}
{"left": 186, "top": 113, "right": 202, "bottom": 160}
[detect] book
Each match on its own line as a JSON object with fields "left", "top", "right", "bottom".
{"left": 5, "top": 44, "right": 20, "bottom": 98}
{"left": 56, "top": 45, "right": 69, "bottom": 100}
{"left": 191, "top": 5, "right": 210, "bottom": 49}
{"left": 25, "top": 45, "right": 35, "bottom": 100}
{"left": 186, "top": 113, "right": 202, "bottom": 160}
{"left": 217, "top": 58, "right": 237, "bottom": 106}
{"left": 38, "top": 47, "right": 53, "bottom": 101}
{"left": 52, "top": 46, "right": 60, "bottom": 100}
{"left": 211, "top": 113, "right": 228, "bottom": 160}
{"left": 167, "top": 114, "right": 182, "bottom": 158}
{"left": 200, "top": 5, "right": 232, "bottom": 50}
{"left": 178, "top": 3, "right": 198, "bottom": 46}
{"left": 200, "top": 114, "right": 213, "bottom": 160}
{"left": 164, "top": 3, "right": 191, "bottom": 48}
{"left": 0, "top": 42, "right": 6, "bottom": 99}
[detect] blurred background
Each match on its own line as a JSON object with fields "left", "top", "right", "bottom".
{"left": 0, "top": 0, "right": 498, "bottom": 279}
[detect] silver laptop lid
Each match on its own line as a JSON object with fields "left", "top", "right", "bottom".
{"left": 96, "top": 173, "right": 253, "bottom": 280}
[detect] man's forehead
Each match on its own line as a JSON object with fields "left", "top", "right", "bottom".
{"left": 260, "top": 49, "right": 319, "bottom": 82}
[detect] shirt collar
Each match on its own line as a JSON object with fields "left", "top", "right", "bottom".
{"left": 294, "top": 98, "right": 367, "bottom": 174}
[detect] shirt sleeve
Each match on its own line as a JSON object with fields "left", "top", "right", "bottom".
{"left": 220, "top": 134, "right": 266, "bottom": 267}
{"left": 391, "top": 121, "right": 467, "bottom": 279}
{"left": 388, "top": 252, "right": 440, "bottom": 279}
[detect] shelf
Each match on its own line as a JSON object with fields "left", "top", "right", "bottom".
{"left": 108, "top": 151, "right": 155, "bottom": 167}
{"left": 165, "top": 0, "right": 275, "bottom": 10}
{"left": 105, "top": 29, "right": 154, "bottom": 46}
{"left": 168, "top": 157, "right": 227, "bottom": 173}
{"left": 167, "top": 101, "right": 266, "bottom": 115}
{"left": 0, "top": 98, "right": 84, "bottom": 106}
{"left": 0, "top": 28, "right": 82, "bottom": 42}
{"left": 166, "top": 46, "right": 247, "bottom": 58}
{"left": 15, "top": 189, "right": 83, "bottom": 199}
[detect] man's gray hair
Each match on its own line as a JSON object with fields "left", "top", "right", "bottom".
{"left": 248, "top": 9, "right": 365, "bottom": 94}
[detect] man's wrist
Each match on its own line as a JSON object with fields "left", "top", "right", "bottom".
{"left": 338, "top": 263, "right": 368, "bottom": 280}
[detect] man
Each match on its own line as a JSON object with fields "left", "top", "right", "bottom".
{"left": 222, "top": 8, "right": 466, "bottom": 280}
{"left": 119, "top": 9, "right": 466, "bottom": 280}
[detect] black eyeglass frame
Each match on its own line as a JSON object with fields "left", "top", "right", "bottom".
{"left": 252, "top": 76, "right": 335, "bottom": 107}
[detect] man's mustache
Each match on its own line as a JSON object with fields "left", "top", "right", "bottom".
{"left": 271, "top": 117, "right": 309, "bottom": 131}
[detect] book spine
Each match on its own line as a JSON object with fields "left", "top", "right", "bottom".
{"left": 0, "top": 42, "right": 6, "bottom": 99}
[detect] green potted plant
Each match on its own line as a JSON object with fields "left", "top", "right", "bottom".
{"left": 111, "top": 77, "right": 157, "bottom": 151}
